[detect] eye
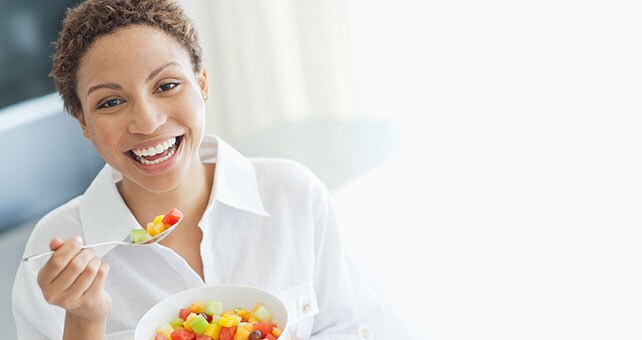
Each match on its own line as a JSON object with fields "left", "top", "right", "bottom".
{"left": 156, "top": 81, "right": 181, "bottom": 93}
{"left": 97, "top": 98, "right": 124, "bottom": 109}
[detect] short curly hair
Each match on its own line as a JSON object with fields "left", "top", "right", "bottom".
{"left": 50, "top": 0, "right": 203, "bottom": 117}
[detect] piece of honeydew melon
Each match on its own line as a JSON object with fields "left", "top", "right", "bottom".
{"left": 204, "top": 300, "right": 224, "bottom": 316}
{"left": 130, "top": 229, "right": 151, "bottom": 244}
{"left": 251, "top": 303, "right": 272, "bottom": 323}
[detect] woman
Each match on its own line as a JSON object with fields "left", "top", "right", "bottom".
{"left": 12, "top": 0, "right": 384, "bottom": 339}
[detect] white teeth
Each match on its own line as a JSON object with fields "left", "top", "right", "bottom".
{"left": 144, "top": 146, "right": 155, "bottom": 156}
{"left": 132, "top": 137, "right": 177, "bottom": 157}
{"left": 137, "top": 147, "right": 176, "bottom": 165}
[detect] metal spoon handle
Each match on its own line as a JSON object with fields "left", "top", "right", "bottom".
{"left": 22, "top": 240, "right": 130, "bottom": 262}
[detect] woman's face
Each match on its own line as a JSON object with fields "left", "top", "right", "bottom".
{"left": 75, "top": 25, "right": 208, "bottom": 193}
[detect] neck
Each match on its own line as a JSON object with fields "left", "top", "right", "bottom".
{"left": 118, "top": 161, "right": 215, "bottom": 228}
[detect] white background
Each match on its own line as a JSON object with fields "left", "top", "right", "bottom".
{"left": 333, "top": 0, "right": 642, "bottom": 339}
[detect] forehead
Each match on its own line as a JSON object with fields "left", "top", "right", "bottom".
{"left": 77, "top": 25, "right": 192, "bottom": 87}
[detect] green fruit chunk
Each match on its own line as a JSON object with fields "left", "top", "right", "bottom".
{"left": 189, "top": 314, "right": 209, "bottom": 335}
{"left": 204, "top": 300, "right": 224, "bottom": 316}
{"left": 212, "top": 315, "right": 221, "bottom": 325}
{"left": 252, "top": 304, "right": 272, "bottom": 323}
{"left": 170, "top": 317, "right": 185, "bottom": 329}
{"left": 130, "top": 229, "right": 151, "bottom": 244}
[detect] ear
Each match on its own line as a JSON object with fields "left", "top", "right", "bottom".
{"left": 75, "top": 112, "right": 91, "bottom": 140}
{"left": 197, "top": 68, "right": 209, "bottom": 102}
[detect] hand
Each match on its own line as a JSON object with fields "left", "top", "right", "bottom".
{"left": 37, "top": 236, "right": 112, "bottom": 323}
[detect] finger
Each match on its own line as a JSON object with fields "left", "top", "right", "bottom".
{"left": 76, "top": 261, "right": 111, "bottom": 311}
{"left": 38, "top": 237, "right": 83, "bottom": 287}
{"left": 63, "top": 256, "right": 102, "bottom": 305}
{"left": 46, "top": 248, "right": 96, "bottom": 293}
{"left": 49, "top": 237, "right": 64, "bottom": 251}
{"left": 81, "top": 261, "right": 110, "bottom": 299}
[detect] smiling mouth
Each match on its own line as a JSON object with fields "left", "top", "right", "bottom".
{"left": 127, "top": 135, "right": 183, "bottom": 165}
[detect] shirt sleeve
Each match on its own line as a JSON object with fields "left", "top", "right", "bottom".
{"left": 12, "top": 261, "right": 65, "bottom": 340}
{"left": 309, "top": 182, "right": 387, "bottom": 340}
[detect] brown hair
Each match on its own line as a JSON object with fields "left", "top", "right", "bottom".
{"left": 50, "top": 0, "right": 203, "bottom": 117}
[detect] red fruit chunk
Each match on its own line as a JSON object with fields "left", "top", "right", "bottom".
{"left": 266, "top": 334, "right": 277, "bottom": 340}
{"left": 252, "top": 322, "right": 274, "bottom": 337}
{"left": 179, "top": 308, "right": 191, "bottom": 320}
{"left": 171, "top": 327, "right": 196, "bottom": 340}
{"left": 162, "top": 208, "right": 183, "bottom": 226}
{"left": 155, "top": 334, "right": 169, "bottom": 340}
{"left": 219, "top": 326, "right": 237, "bottom": 340}
{"left": 195, "top": 335, "right": 213, "bottom": 340}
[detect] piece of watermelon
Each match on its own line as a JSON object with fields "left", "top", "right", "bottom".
{"left": 179, "top": 308, "right": 191, "bottom": 320}
{"left": 252, "top": 322, "right": 274, "bottom": 337}
{"left": 171, "top": 327, "right": 196, "bottom": 340}
{"left": 162, "top": 208, "right": 183, "bottom": 226}
{"left": 219, "top": 326, "right": 237, "bottom": 340}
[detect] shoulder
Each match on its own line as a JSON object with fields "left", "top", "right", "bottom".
{"left": 23, "top": 197, "right": 84, "bottom": 257}
{"left": 251, "top": 158, "right": 327, "bottom": 196}
{"left": 251, "top": 157, "right": 315, "bottom": 177}
{"left": 249, "top": 158, "right": 331, "bottom": 216}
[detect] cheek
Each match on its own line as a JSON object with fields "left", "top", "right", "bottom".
{"left": 85, "top": 118, "right": 119, "bottom": 151}
{"left": 175, "top": 94, "right": 206, "bottom": 126}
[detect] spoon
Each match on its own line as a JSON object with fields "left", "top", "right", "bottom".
{"left": 21, "top": 217, "right": 183, "bottom": 262}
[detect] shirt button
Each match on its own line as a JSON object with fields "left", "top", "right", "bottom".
{"left": 302, "top": 302, "right": 310, "bottom": 313}
{"left": 360, "top": 327, "right": 371, "bottom": 339}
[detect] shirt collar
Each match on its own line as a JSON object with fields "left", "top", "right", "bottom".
{"left": 201, "top": 135, "right": 270, "bottom": 216}
{"left": 79, "top": 134, "right": 269, "bottom": 258}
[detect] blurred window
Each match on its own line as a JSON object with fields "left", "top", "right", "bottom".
{"left": 0, "top": 0, "right": 80, "bottom": 110}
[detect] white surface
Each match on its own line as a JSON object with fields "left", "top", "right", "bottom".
{"left": 135, "top": 284, "right": 288, "bottom": 340}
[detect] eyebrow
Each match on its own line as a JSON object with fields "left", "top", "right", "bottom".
{"left": 85, "top": 61, "right": 181, "bottom": 97}
{"left": 86, "top": 83, "right": 122, "bottom": 97}
{"left": 146, "top": 61, "right": 181, "bottom": 82}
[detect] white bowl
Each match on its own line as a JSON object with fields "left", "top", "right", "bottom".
{"left": 135, "top": 284, "right": 289, "bottom": 340}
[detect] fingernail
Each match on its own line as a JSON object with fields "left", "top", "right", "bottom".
{"left": 74, "top": 235, "right": 83, "bottom": 244}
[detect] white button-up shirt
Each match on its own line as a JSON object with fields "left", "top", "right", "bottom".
{"left": 12, "top": 135, "right": 385, "bottom": 340}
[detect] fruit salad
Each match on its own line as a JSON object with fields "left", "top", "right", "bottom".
{"left": 130, "top": 208, "right": 184, "bottom": 244}
{"left": 151, "top": 300, "right": 282, "bottom": 340}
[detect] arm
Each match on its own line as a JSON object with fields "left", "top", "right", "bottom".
{"left": 63, "top": 313, "right": 108, "bottom": 340}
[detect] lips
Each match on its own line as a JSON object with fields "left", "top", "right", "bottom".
{"left": 127, "top": 135, "right": 183, "bottom": 165}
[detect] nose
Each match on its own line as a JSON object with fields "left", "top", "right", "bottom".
{"left": 127, "top": 96, "right": 167, "bottom": 135}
